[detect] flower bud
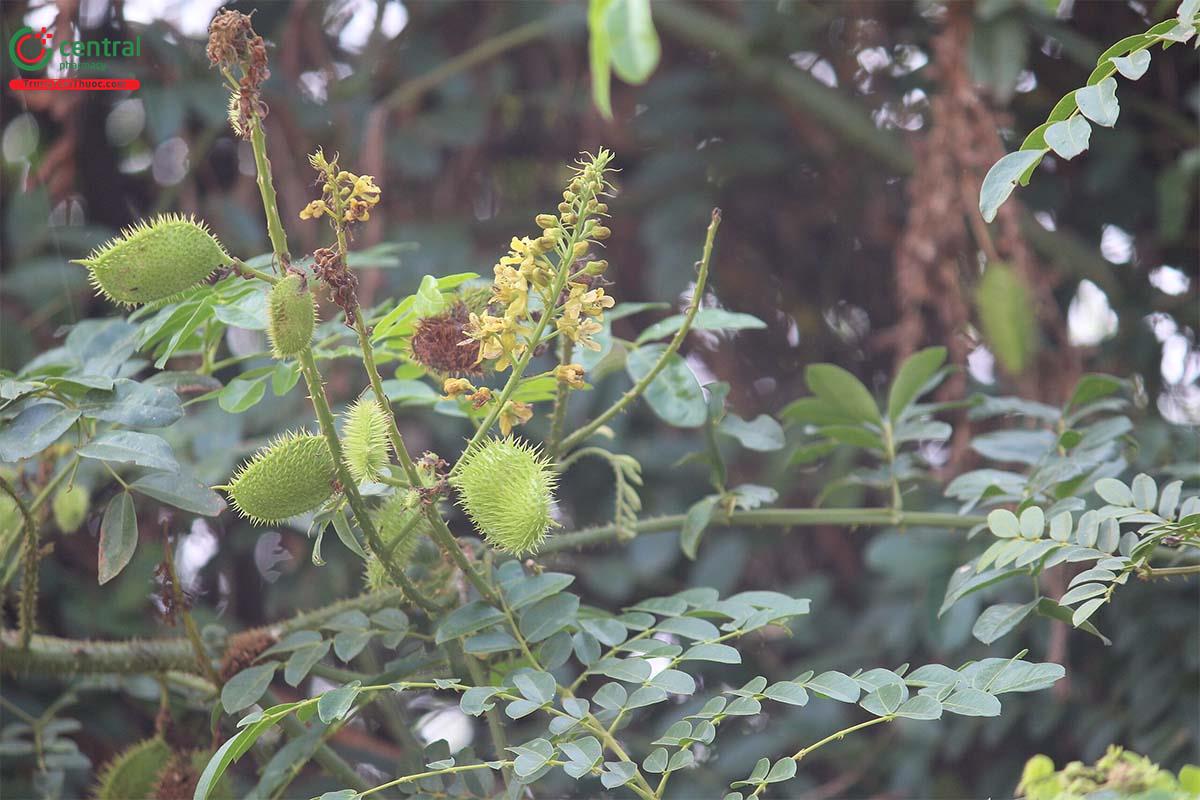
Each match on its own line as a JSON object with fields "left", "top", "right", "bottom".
{"left": 584, "top": 259, "right": 608, "bottom": 276}
{"left": 535, "top": 214, "right": 558, "bottom": 229}
{"left": 590, "top": 226, "right": 612, "bottom": 241}
{"left": 571, "top": 241, "right": 589, "bottom": 258}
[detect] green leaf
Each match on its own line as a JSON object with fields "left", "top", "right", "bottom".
{"left": 604, "top": 0, "right": 660, "bottom": 84}
{"left": 0, "top": 404, "right": 81, "bottom": 461}
{"left": 980, "top": 150, "right": 1045, "bottom": 222}
{"left": 779, "top": 397, "right": 861, "bottom": 427}
{"left": 987, "top": 509, "right": 1020, "bottom": 539}
{"left": 972, "top": 601, "right": 1037, "bottom": 644}
{"left": 78, "top": 430, "right": 179, "bottom": 473}
{"left": 804, "top": 364, "right": 880, "bottom": 424}
{"left": 717, "top": 413, "right": 784, "bottom": 451}
{"left": 636, "top": 309, "right": 766, "bottom": 344}
{"left": 219, "top": 376, "right": 267, "bottom": 414}
{"left": 1044, "top": 117, "right": 1091, "bottom": 160}
{"left": 680, "top": 494, "right": 719, "bottom": 560}
{"left": 98, "top": 492, "right": 138, "bottom": 585}
{"left": 655, "top": 615, "right": 720, "bottom": 641}
{"left": 512, "top": 738, "right": 554, "bottom": 778}
{"left": 942, "top": 687, "right": 1001, "bottom": 717}
{"left": 763, "top": 681, "right": 808, "bottom": 706}
{"left": 221, "top": 663, "right": 277, "bottom": 713}
{"left": 681, "top": 643, "right": 741, "bottom": 664}
{"left": 1110, "top": 49, "right": 1150, "bottom": 79}
{"left": 887, "top": 346, "right": 947, "bottom": 421}
{"left": 435, "top": 601, "right": 506, "bottom": 644}
{"left": 317, "top": 682, "right": 361, "bottom": 723}
{"left": 461, "top": 687, "right": 503, "bottom": 716}
{"left": 975, "top": 263, "right": 1036, "bottom": 375}
{"left": 601, "top": 761, "right": 637, "bottom": 788}
{"left": 643, "top": 748, "right": 668, "bottom": 773}
{"left": 513, "top": 671, "right": 556, "bottom": 705}
{"left": 860, "top": 682, "right": 906, "bottom": 716}
{"left": 626, "top": 344, "right": 707, "bottom": 428}
{"left": 518, "top": 593, "right": 580, "bottom": 643}
{"left": 1094, "top": 478, "right": 1133, "bottom": 506}
{"left": 503, "top": 572, "right": 575, "bottom": 610}
{"left": 594, "top": 657, "right": 652, "bottom": 683}
{"left": 284, "top": 641, "right": 331, "bottom": 686}
{"left": 649, "top": 669, "right": 696, "bottom": 695}
{"left": 588, "top": 0, "right": 614, "bottom": 119}
{"left": 1071, "top": 597, "right": 1106, "bottom": 627}
{"left": 1075, "top": 77, "right": 1119, "bottom": 127}
{"left": 806, "top": 671, "right": 860, "bottom": 703}
{"left": 80, "top": 379, "right": 183, "bottom": 428}
{"left": 130, "top": 472, "right": 225, "bottom": 516}
{"left": 764, "top": 757, "right": 796, "bottom": 783}
{"left": 895, "top": 695, "right": 943, "bottom": 720}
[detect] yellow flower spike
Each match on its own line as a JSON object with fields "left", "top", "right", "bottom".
{"left": 449, "top": 436, "right": 558, "bottom": 556}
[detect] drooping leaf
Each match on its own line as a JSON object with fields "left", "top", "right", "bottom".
{"left": 98, "top": 492, "right": 138, "bottom": 585}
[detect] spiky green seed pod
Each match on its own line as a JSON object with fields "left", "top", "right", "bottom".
{"left": 364, "top": 490, "right": 431, "bottom": 592}
{"left": 342, "top": 397, "right": 391, "bottom": 483}
{"left": 52, "top": 484, "right": 89, "bottom": 534}
{"left": 266, "top": 274, "right": 316, "bottom": 358}
{"left": 73, "top": 215, "right": 228, "bottom": 306}
{"left": 450, "top": 437, "right": 557, "bottom": 555}
{"left": 93, "top": 737, "right": 170, "bottom": 800}
{"left": 221, "top": 433, "right": 337, "bottom": 524}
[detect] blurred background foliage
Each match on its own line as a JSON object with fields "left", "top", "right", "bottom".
{"left": 0, "top": 0, "right": 1197, "bottom": 798}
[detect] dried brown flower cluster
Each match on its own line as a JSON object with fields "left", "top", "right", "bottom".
{"left": 410, "top": 303, "right": 483, "bottom": 377}
{"left": 312, "top": 246, "right": 359, "bottom": 326}
{"left": 206, "top": 10, "right": 269, "bottom": 138}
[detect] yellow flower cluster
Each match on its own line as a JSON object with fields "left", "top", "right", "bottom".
{"left": 458, "top": 150, "right": 617, "bottom": 375}
{"left": 299, "top": 148, "right": 382, "bottom": 225}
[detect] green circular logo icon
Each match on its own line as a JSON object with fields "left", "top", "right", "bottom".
{"left": 9, "top": 27, "right": 53, "bottom": 72}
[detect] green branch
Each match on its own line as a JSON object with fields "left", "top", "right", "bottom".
{"left": 559, "top": 209, "right": 721, "bottom": 453}
{"left": 539, "top": 507, "right": 986, "bottom": 553}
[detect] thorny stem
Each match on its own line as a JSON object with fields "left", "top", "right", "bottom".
{"left": 541, "top": 507, "right": 987, "bottom": 553}
{"left": 558, "top": 209, "right": 722, "bottom": 453}
{"left": 247, "top": 118, "right": 289, "bottom": 270}
{"left": 241, "top": 103, "right": 440, "bottom": 615}
{"left": 0, "top": 476, "right": 38, "bottom": 649}
{"left": 1138, "top": 563, "right": 1200, "bottom": 578}
{"left": 162, "top": 533, "right": 222, "bottom": 686}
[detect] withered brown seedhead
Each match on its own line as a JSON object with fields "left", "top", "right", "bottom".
{"left": 410, "top": 302, "right": 483, "bottom": 377}
{"left": 312, "top": 246, "right": 360, "bottom": 326}
{"left": 207, "top": 10, "right": 270, "bottom": 138}
{"left": 218, "top": 627, "right": 276, "bottom": 683}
